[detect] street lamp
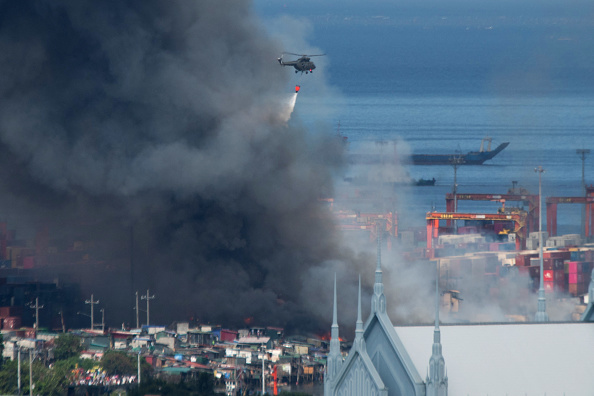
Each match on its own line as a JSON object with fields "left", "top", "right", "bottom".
{"left": 534, "top": 166, "right": 549, "bottom": 322}
{"left": 450, "top": 154, "right": 465, "bottom": 232}
{"left": 450, "top": 154, "right": 465, "bottom": 213}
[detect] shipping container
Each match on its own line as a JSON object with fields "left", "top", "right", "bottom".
{"left": 569, "top": 273, "right": 588, "bottom": 284}
{"left": 3, "top": 316, "right": 21, "bottom": 330}
{"left": 528, "top": 266, "right": 540, "bottom": 279}
{"left": 569, "top": 282, "right": 589, "bottom": 296}
{"left": 515, "top": 253, "right": 538, "bottom": 267}
{"left": 543, "top": 258, "right": 564, "bottom": 270}
{"left": 543, "top": 270, "right": 564, "bottom": 282}
{"left": 0, "top": 306, "right": 23, "bottom": 317}
{"left": 543, "top": 250, "right": 571, "bottom": 260}
{"left": 23, "top": 256, "right": 35, "bottom": 269}
{"left": 568, "top": 261, "right": 586, "bottom": 274}
{"left": 571, "top": 250, "right": 587, "bottom": 262}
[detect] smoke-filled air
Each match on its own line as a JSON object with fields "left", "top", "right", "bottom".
{"left": 0, "top": 1, "right": 358, "bottom": 333}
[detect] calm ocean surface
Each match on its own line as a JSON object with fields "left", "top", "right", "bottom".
{"left": 258, "top": 1, "right": 594, "bottom": 234}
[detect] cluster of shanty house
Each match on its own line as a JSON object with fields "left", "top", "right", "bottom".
{"left": 2, "top": 323, "right": 328, "bottom": 394}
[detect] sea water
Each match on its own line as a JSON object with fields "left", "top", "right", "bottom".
{"left": 258, "top": 0, "right": 594, "bottom": 234}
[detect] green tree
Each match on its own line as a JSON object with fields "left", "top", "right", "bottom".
{"left": 196, "top": 371, "right": 216, "bottom": 395}
{"left": 0, "top": 346, "right": 93, "bottom": 395}
{"left": 54, "top": 333, "right": 83, "bottom": 360}
{"left": 28, "top": 359, "right": 69, "bottom": 396}
{"left": 54, "top": 356, "right": 96, "bottom": 372}
{"left": 101, "top": 350, "right": 151, "bottom": 377}
{"left": 0, "top": 359, "right": 18, "bottom": 394}
{"left": 0, "top": 358, "right": 67, "bottom": 396}
{"left": 0, "top": 333, "right": 4, "bottom": 369}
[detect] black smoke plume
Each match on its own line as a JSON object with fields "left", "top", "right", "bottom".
{"left": 0, "top": 1, "right": 347, "bottom": 332}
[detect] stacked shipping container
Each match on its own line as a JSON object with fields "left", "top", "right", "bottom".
{"left": 515, "top": 248, "right": 593, "bottom": 296}
{"left": 566, "top": 248, "right": 593, "bottom": 296}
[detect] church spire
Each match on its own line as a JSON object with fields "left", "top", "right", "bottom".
{"left": 426, "top": 261, "right": 448, "bottom": 396}
{"left": 326, "top": 273, "right": 343, "bottom": 389}
{"left": 354, "top": 275, "right": 365, "bottom": 349}
{"left": 372, "top": 222, "right": 386, "bottom": 314}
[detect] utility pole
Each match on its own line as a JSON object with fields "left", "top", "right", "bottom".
{"left": 262, "top": 354, "right": 265, "bottom": 395}
{"left": 141, "top": 290, "right": 155, "bottom": 326}
{"left": 100, "top": 308, "right": 105, "bottom": 332}
{"left": 534, "top": 166, "right": 549, "bottom": 322}
{"left": 577, "top": 149, "right": 590, "bottom": 236}
{"left": 28, "top": 297, "right": 44, "bottom": 330}
{"left": 135, "top": 291, "right": 139, "bottom": 329}
{"left": 137, "top": 351, "right": 141, "bottom": 387}
{"left": 29, "top": 347, "right": 34, "bottom": 396}
{"left": 85, "top": 294, "right": 100, "bottom": 330}
{"left": 59, "top": 309, "right": 66, "bottom": 333}
{"left": 17, "top": 346, "right": 21, "bottom": 394}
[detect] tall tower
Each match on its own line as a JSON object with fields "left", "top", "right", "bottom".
{"left": 371, "top": 223, "right": 386, "bottom": 314}
{"left": 354, "top": 275, "right": 365, "bottom": 350}
{"left": 426, "top": 262, "right": 448, "bottom": 396}
{"left": 325, "top": 274, "right": 343, "bottom": 395}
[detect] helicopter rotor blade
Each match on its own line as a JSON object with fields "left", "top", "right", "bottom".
{"left": 282, "top": 52, "right": 326, "bottom": 57}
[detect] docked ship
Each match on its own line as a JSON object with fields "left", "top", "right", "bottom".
{"left": 410, "top": 138, "right": 509, "bottom": 165}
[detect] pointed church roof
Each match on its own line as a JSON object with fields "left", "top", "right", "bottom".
{"left": 362, "top": 227, "right": 425, "bottom": 392}
{"left": 333, "top": 274, "right": 388, "bottom": 395}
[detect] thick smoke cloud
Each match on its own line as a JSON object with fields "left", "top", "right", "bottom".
{"left": 0, "top": 1, "right": 350, "bottom": 332}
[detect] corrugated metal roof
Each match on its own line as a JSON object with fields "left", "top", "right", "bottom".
{"left": 237, "top": 336, "right": 270, "bottom": 344}
{"left": 160, "top": 367, "right": 191, "bottom": 374}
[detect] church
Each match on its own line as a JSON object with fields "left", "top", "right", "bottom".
{"left": 324, "top": 237, "right": 594, "bottom": 396}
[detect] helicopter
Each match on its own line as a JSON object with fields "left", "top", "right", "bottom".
{"left": 277, "top": 52, "right": 326, "bottom": 74}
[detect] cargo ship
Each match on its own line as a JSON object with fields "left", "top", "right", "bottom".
{"left": 410, "top": 138, "right": 509, "bottom": 165}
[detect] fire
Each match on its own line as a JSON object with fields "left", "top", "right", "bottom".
{"left": 318, "top": 332, "right": 345, "bottom": 342}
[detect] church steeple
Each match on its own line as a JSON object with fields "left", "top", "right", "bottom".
{"left": 371, "top": 223, "right": 386, "bottom": 314}
{"left": 354, "top": 275, "right": 365, "bottom": 350}
{"left": 325, "top": 274, "right": 343, "bottom": 391}
{"left": 426, "top": 262, "right": 448, "bottom": 396}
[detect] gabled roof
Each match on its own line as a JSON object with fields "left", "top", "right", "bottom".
{"left": 364, "top": 311, "right": 425, "bottom": 393}
{"left": 395, "top": 322, "right": 594, "bottom": 396}
{"left": 334, "top": 348, "right": 387, "bottom": 395}
{"left": 333, "top": 275, "right": 389, "bottom": 395}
